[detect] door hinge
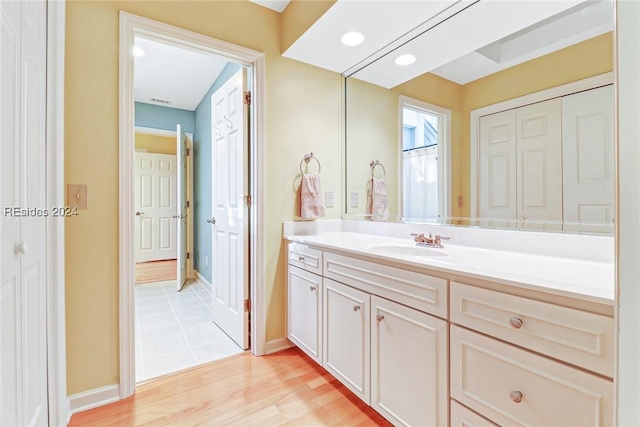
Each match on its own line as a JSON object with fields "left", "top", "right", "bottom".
{"left": 186, "top": 252, "right": 190, "bottom": 260}
{"left": 244, "top": 195, "right": 252, "bottom": 208}
{"left": 186, "top": 148, "right": 191, "bottom": 156}
{"left": 186, "top": 200, "right": 190, "bottom": 208}
{"left": 244, "top": 91, "right": 251, "bottom": 105}
{"left": 244, "top": 298, "right": 251, "bottom": 312}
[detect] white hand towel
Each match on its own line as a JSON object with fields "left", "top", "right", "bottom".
{"left": 298, "top": 173, "right": 325, "bottom": 220}
{"left": 366, "top": 177, "right": 389, "bottom": 221}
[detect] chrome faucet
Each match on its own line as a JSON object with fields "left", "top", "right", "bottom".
{"left": 410, "top": 233, "right": 451, "bottom": 248}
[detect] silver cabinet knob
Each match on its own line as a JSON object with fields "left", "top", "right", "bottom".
{"left": 207, "top": 217, "right": 216, "bottom": 224}
{"left": 353, "top": 305, "right": 361, "bottom": 311}
{"left": 135, "top": 211, "right": 145, "bottom": 216}
{"left": 510, "top": 390, "right": 523, "bottom": 403}
{"left": 309, "top": 285, "right": 316, "bottom": 291}
{"left": 298, "top": 256, "right": 305, "bottom": 262}
{"left": 376, "top": 314, "right": 384, "bottom": 322}
{"left": 14, "top": 242, "right": 28, "bottom": 255}
{"left": 510, "top": 317, "right": 523, "bottom": 329}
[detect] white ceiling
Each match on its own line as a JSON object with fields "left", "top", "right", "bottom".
{"left": 283, "top": 0, "right": 612, "bottom": 89}
{"left": 248, "top": 0, "right": 291, "bottom": 13}
{"left": 134, "top": 37, "right": 228, "bottom": 111}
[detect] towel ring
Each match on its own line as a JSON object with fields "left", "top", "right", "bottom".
{"left": 370, "top": 160, "right": 386, "bottom": 179}
{"left": 300, "top": 152, "right": 321, "bottom": 174}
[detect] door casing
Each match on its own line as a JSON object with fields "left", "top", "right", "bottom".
{"left": 119, "top": 12, "right": 267, "bottom": 399}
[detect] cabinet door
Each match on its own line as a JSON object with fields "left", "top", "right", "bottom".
{"left": 371, "top": 296, "right": 448, "bottom": 427}
{"left": 287, "top": 265, "right": 322, "bottom": 364}
{"left": 323, "top": 278, "right": 370, "bottom": 404}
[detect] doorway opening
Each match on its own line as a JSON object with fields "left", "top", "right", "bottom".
{"left": 120, "top": 13, "right": 267, "bottom": 397}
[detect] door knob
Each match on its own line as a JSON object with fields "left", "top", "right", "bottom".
{"left": 135, "top": 211, "right": 145, "bottom": 216}
{"left": 207, "top": 217, "right": 216, "bottom": 224}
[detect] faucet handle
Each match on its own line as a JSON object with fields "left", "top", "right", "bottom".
{"left": 411, "top": 233, "right": 424, "bottom": 242}
{"left": 435, "top": 235, "right": 451, "bottom": 240}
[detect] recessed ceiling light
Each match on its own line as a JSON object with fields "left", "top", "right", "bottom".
{"left": 341, "top": 31, "right": 364, "bottom": 47}
{"left": 395, "top": 54, "right": 416, "bottom": 66}
{"left": 132, "top": 46, "right": 145, "bottom": 57}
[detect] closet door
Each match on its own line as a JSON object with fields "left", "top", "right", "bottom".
{"left": 516, "top": 98, "right": 562, "bottom": 228}
{"left": 562, "top": 85, "right": 615, "bottom": 234}
{"left": 479, "top": 109, "right": 517, "bottom": 227}
{"left": 0, "top": 0, "right": 48, "bottom": 425}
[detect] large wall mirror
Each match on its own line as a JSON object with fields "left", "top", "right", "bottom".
{"left": 344, "top": 0, "right": 614, "bottom": 235}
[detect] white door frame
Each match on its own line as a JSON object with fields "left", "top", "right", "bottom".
{"left": 398, "top": 95, "right": 451, "bottom": 219}
{"left": 119, "top": 12, "right": 267, "bottom": 399}
{"left": 46, "top": 0, "right": 69, "bottom": 425}
{"left": 134, "top": 125, "right": 195, "bottom": 279}
{"left": 469, "top": 72, "right": 614, "bottom": 218}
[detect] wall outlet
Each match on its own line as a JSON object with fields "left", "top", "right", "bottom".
{"left": 350, "top": 192, "right": 359, "bottom": 208}
{"left": 325, "top": 191, "right": 334, "bottom": 208}
{"left": 204, "top": 256, "right": 208, "bottom": 268}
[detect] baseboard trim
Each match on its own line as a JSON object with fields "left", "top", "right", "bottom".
{"left": 266, "top": 337, "right": 294, "bottom": 354}
{"left": 69, "top": 384, "right": 120, "bottom": 415}
{"left": 66, "top": 397, "right": 71, "bottom": 424}
{"left": 194, "top": 270, "right": 212, "bottom": 292}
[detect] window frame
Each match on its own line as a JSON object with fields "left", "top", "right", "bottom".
{"left": 399, "top": 95, "right": 451, "bottom": 220}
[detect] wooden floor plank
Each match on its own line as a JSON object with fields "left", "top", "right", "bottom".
{"left": 135, "top": 259, "right": 177, "bottom": 284}
{"left": 69, "top": 348, "right": 391, "bottom": 426}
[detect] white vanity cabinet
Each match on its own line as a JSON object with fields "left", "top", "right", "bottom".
{"left": 323, "top": 278, "right": 371, "bottom": 403}
{"left": 287, "top": 265, "right": 323, "bottom": 363}
{"left": 370, "top": 295, "right": 448, "bottom": 427}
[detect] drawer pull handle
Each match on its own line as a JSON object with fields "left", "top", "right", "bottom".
{"left": 376, "top": 314, "right": 384, "bottom": 322}
{"left": 509, "top": 317, "right": 523, "bottom": 329}
{"left": 510, "top": 390, "right": 523, "bottom": 403}
{"left": 298, "top": 256, "right": 305, "bottom": 262}
{"left": 353, "top": 305, "right": 361, "bottom": 311}
{"left": 309, "top": 285, "right": 316, "bottom": 291}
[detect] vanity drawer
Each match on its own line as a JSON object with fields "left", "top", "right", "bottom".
{"left": 288, "top": 242, "right": 323, "bottom": 275}
{"left": 450, "top": 400, "right": 498, "bottom": 427}
{"left": 323, "top": 252, "right": 447, "bottom": 318}
{"left": 450, "top": 282, "right": 614, "bottom": 377}
{"left": 451, "top": 326, "right": 614, "bottom": 427}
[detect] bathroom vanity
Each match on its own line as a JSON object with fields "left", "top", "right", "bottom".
{"left": 284, "top": 223, "right": 615, "bottom": 427}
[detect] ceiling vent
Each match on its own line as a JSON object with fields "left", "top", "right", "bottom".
{"left": 150, "top": 98, "right": 171, "bottom": 105}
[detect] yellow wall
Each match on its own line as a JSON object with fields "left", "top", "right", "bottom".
{"left": 134, "top": 133, "right": 177, "bottom": 154}
{"left": 65, "top": 0, "right": 342, "bottom": 395}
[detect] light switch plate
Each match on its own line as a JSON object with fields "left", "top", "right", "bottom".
{"left": 350, "top": 192, "right": 359, "bottom": 208}
{"left": 325, "top": 191, "right": 334, "bottom": 208}
{"left": 67, "top": 184, "right": 88, "bottom": 209}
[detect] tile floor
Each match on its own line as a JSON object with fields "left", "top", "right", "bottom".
{"left": 134, "top": 279, "right": 243, "bottom": 383}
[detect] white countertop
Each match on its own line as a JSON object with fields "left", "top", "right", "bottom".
{"left": 284, "top": 232, "right": 615, "bottom": 305}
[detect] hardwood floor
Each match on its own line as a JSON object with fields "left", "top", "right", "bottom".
{"left": 70, "top": 348, "right": 391, "bottom": 426}
{"left": 135, "top": 259, "right": 177, "bottom": 284}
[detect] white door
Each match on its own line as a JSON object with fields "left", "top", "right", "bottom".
{"left": 479, "top": 109, "right": 517, "bottom": 228}
{"left": 1, "top": 0, "right": 48, "bottom": 425}
{"left": 323, "top": 278, "right": 370, "bottom": 404}
{"left": 176, "top": 125, "right": 188, "bottom": 291}
{"left": 210, "top": 68, "right": 250, "bottom": 349}
{"left": 370, "top": 296, "right": 448, "bottom": 427}
{"left": 562, "top": 85, "right": 615, "bottom": 234}
{"left": 516, "top": 98, "right": 563, "bottom": 229}
{"left": 134, "top": 153, "right": 177, "bottom": 263}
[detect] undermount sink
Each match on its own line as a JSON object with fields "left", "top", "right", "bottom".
{"left": 369, "top": 245, "right": 448, "bottom": 257}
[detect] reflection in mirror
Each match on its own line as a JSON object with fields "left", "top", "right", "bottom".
{"left": 344, "top": 0, "right": 614, "bottom": 234}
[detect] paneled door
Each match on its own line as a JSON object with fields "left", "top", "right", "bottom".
{"left": 176, "top": 125, "right": 188, "bottom": 291}
{"left": 210, "top": 68, "right": 250, "bottom": 349}
{"left": 562, "top": 85, "right": 615, "bottom": 233}
{"left": 0, "top": 0, "right": 49, "bottom": 425}
{"left": 134, "top": 153, "right": 178, "bottom": 263}
{"left": 479, "top": 109, "right": 517, "bottom": 227}
{"left": 516, "top": 98, "right": 562, "bottom": 228}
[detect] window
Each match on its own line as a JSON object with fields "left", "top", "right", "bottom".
{"left": 400, "top": 97, "right": 450, "bottom": 221}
